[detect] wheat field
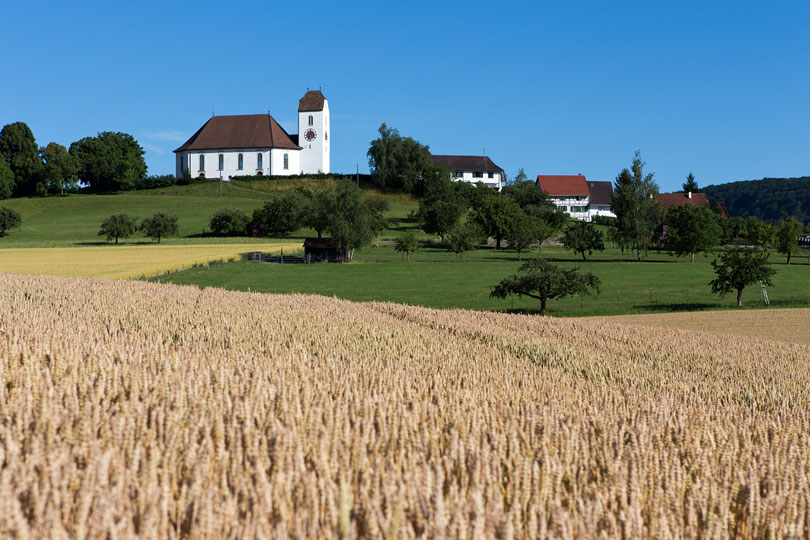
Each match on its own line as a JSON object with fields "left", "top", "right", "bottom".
{"left": 1, "top": 274, "right": 809, "bottom": 539}
{"left": 0, "top": 243, "right": 299, "bottom": 279}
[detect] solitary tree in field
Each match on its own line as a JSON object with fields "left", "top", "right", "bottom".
{"left": 99, "top": 213, "right": 138, "bottom": 244}
{"left": 612, "top": 151, "right": 662, "bottom": 261}
{"left": 302, "top": 190, "right": 336, "bottom": 239}
{"left": 394, "top": 232, "right": 418, "bottom": 261}
{"left": 664, "top": 204, "right": 722, "bottom": 262}
{"left": 562, "top": 221, "right": 605, "bottom": 261}
{"left": 744, "top": 217, "right": 774, "bottom": 250}
{"left": 0, "top": 206, "right": 21, "bottom": 236}
{"left": 140, "top": 212, "right": 179, "bottom": 243}
{"left": 709, "top": 247, "right": 776, "bottom": 307}
{"left": 776, "top": 217, "right": 803, "bottom": 264}
{"left": 446, "top": 221, "right": 484, "bottom": 260}
{"left": 491, "top": 258, "right": 600, "bottom": 313}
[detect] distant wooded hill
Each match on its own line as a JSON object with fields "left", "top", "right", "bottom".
{"left": 702, "top": 177, "right": 810, "bottom": 224}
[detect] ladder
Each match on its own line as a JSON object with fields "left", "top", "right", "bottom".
{"left": 759, "top": 281, "right": 770, "bottom": 306}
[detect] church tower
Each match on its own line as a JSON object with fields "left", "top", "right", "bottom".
{"left": 298, "top": 89, "right": 330, "bottom": 174}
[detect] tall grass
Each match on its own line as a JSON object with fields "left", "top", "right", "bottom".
{"left": 1, "top": 274, "right": 809, "bottom": 538}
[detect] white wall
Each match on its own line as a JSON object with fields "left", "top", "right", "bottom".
{"left": 550, "top": 196, "right": 591, "bottom": 221}
{"left": 450, "top": 170, "right": 502, "bottom": 191}
{"left": 298, "top": 100, "right": 330, "bottom": 174}
{"left": 177, "top": 148, "right": 301, "bottom": 179}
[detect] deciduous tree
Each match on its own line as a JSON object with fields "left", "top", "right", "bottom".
{"left": 367, "top": 123, "right": 436, "bottom": 194}
{"left": 491, "top": 258, "right": 600, "bottom": 313}
{"left": 0, "top": 207, "right": 22, "bottom": 236}
{"left": 394, "top": 232, "right": 418, "bottom": 261}
{"left": 209, "top": 208, "right": 250, "bottom": 237}
{"left": 562, "top": 221, "right": 605, "bottom": 261}
{"left": 0, "top": 121, "right": 42, "bottom": 195}
{"left": 252, "top": 192, "right": 307, "bottom": 237}
{"left": 69, "top": 132, "right": 146, "bottom": 192}
{"left": 98, "top": 213, "right": 138, "bottom": 244}
{"left": 0, "top": 158, "right": 13, "bottom": 199}
{"left": 327, "top": 180, "right": 378, "bottom": 260}
{"left": 612, "top": 151, "right": 662, "bottom": 261}
{"left": 140, "top": 212, "right": 178, "bottom": 243}
{"left": 709, "top": 247, "right": 776, "bottom": 307}
{"left": 303, "top": 190, "right": 335, "bottom": 238}
{"left": 473, "top": 195, "right": 523, "bottom": 249}
{"left": 664, "top": 204, "right": 721, "bottom": 262}
{"left": 40, "top": 142, "right": 79, "bottom": 195}
{"left": 446, "top": 221, "right": 484, "bottom": 260}
{"left": 776, "top": 217, "right": 803, "bottom": 264}
{"left": 744, "top": 217, "right": 773, "bottom": 249}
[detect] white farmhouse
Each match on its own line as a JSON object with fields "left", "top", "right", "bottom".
{"left": 174, "top": 89, "right": 330, "bottom": 179}
{"left": 536, "top": 174, "right": 616, "bottom": 222}
{"left": 430, "top": 155, "right": 505, "bottom": 191}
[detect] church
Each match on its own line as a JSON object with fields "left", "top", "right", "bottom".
{"left": 174, "top": 89, "right": 330, "bottom": 179}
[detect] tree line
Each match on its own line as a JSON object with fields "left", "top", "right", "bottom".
{"left": 0, "top": 121, "right": 160, "bottom": 197}
{"left": 702, "top": 176, "right": 810, "bottom": 224}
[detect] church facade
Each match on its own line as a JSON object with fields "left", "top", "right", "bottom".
{"left": 174, "top": 90, "right": 330, "bottom": 179}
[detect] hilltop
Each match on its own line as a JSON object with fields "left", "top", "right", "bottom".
{"left": 702, "top": 176, "right": 810, "bottom": 223}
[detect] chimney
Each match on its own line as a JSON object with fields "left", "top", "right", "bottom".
{"left": 688, "top": 191, "right": 692, "bottom": 199}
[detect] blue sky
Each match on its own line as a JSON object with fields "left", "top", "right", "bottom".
{"left": 2, "top": 0, "right": 808, "bottom": 192}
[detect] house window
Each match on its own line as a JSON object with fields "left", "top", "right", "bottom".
{"left": 237, "top": 153, "right": 243, "bottom": 170}
{"left": 308, "top": 115, "right": 313, "bottom": 126}
{"left": 218, "top": 154, "right": 224, "bottom": 171}
{"left": 199, "top": 155, "right": 205, "bottom": 171}
{"left": 257, "top": 153, "right": 263, "bottom": 169}
{"left": 488, "top": 172, "right": 494, "bottom": 178}
{"left": 473, "top": 171, "right": 483, "bottom": 178}
{"left": 283, "top": 153, "right": 289, "bottom": 170}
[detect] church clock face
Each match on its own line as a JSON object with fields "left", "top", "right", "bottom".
{"left": 304, "top": 128, "right": 317, "bottom": 142}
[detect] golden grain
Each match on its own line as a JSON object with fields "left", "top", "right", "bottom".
{"left": 0, "top": 274, "right": 809, "bottom": 538}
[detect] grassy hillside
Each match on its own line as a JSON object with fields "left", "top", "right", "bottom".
{"left": 2, "top": 274, "right": 809, "bottom": 537}
{"left": 0, "top": 180, "right": 420, "bottom": 247}
{"left": 155, "top": 245, "right": 810, "bottom": 317}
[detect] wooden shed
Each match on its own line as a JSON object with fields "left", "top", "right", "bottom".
{"left": 304, "top": 238, "right": 349, "bottom": 263}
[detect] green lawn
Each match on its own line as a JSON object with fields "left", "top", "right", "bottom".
{"left": 154, "top": 245, "right": 810, "bottom": 317}
{"left": 0, "top": 180, "right": 419, "bottom": 248}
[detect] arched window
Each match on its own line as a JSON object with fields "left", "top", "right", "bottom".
{"left": 237, "top": 153, "right": 243, "bottom": 170}
{"left": 199, "top": 154, "right": 205, "bottom": 171}
{"left": 257, "top": 153, "right": 263, "bottom": 170}
{"left": 308, "top": 115, "right": 313, "bottom": 126}
{"left": 283, "top": 153, "right": 289, "bottom": 170}
{"left": 218, "top": 154, "right": 224, "bottom": 171}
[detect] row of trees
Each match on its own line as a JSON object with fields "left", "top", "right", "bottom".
{"left": 0, "top": 121, "right": 147, "bottom": 197}
{"left": 98, "top": 213, "right": 178, "bottom": 244}
{"left": 209, "top": 181, "right": 386, "bottom": 261}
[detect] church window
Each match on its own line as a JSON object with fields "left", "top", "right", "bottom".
{"left": 308, "top": 115, "right": 313, "bottom": 126}
{"left": 238, "top": 153, "right": 243, "bottom": 170}
{"left": 218, "top": 154, "right": 224, "bottom": 171}
{"left": 283, "top": 153, "right": 289, "bottom": 170}
{"left": 199, "top": 155, "right": 205, "bottom": 171}
{"left": 257, "top": 153, "right": 263, "bottom": 169}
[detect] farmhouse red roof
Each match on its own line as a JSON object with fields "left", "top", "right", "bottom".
{"left": 298, "top": 90, "right": 326, "bottom": 112}
{"left": 536, "top": 175, "right": 590, "bottom": 196}
{"left": 430, "top": 155, "right": 504, "bottom": 173}
{"left": 173, "top": 114, "right": 300, "bottom": 152}
{"left": 657, "top": 192, "right": 710, "bottom": 209}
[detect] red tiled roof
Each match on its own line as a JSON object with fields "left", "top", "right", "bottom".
{"left": 536, "top": 175, "right": 589, "bottom": 196}
{"left": 174, "top": 114, "right": 300, "bottom": 152}
{"left": 657, "top": 192, "right": 710, "bottom": 209}
{"left": 430, "top": 155, "right": 504, "bottom": 174}
{"left": 298, "top": 90, "right": 326, "bottom": 112}
{"left": 587, "top": 181, "right": 613, "bottom": 205}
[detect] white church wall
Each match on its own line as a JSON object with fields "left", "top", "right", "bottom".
{"left": 180, "top": 148, "right": 300, "bottom": 179}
